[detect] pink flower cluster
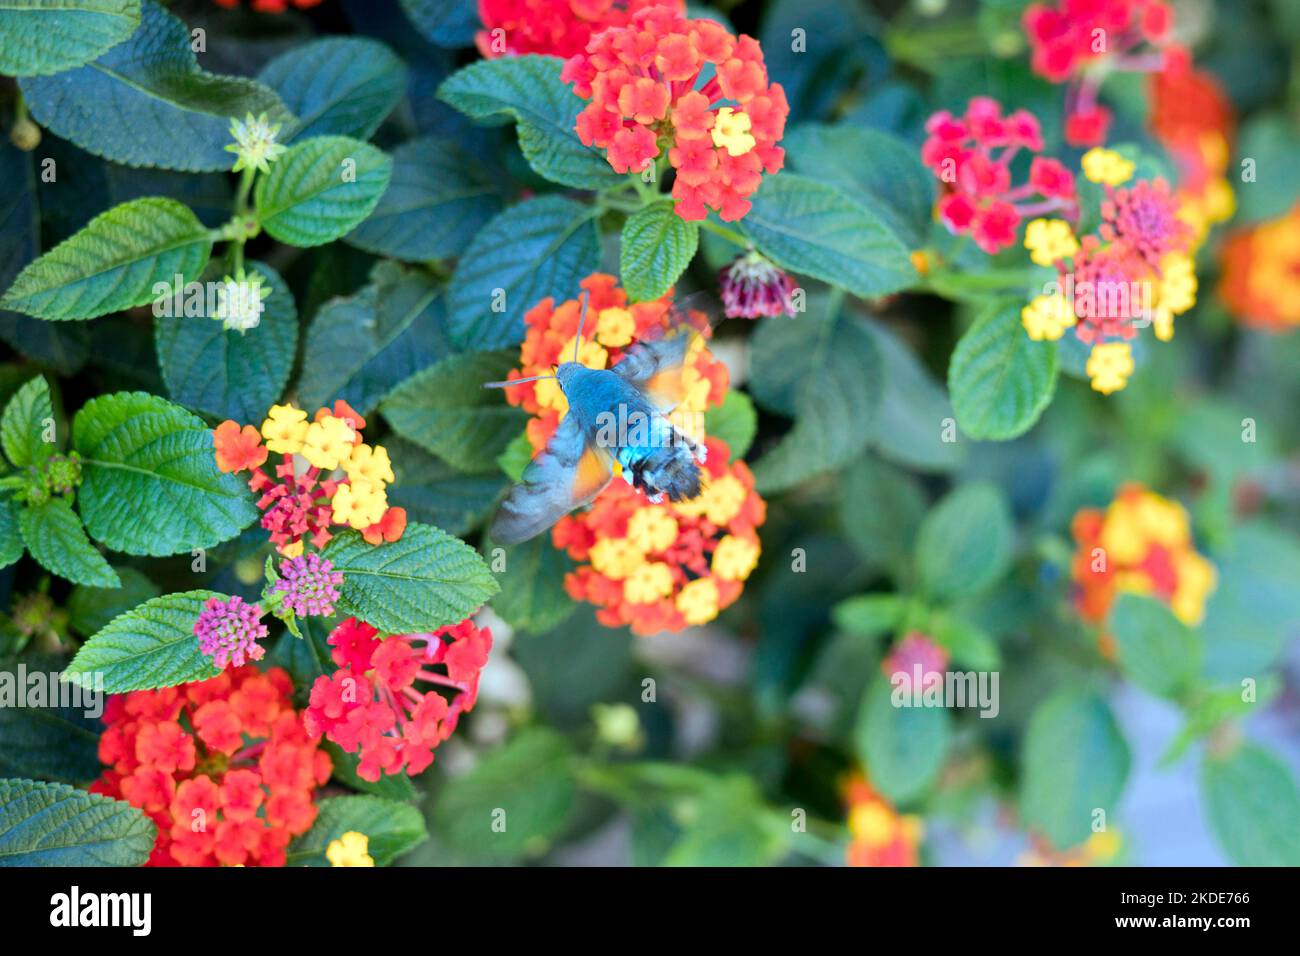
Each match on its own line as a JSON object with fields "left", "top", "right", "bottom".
{"left": 194, "top": 595, "right": 267, "bottom": 670}
{"left": 922, "top": 97, "right": 1078, "bottom": 253}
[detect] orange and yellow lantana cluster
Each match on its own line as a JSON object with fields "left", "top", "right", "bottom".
{"left": 842, "top": 772, "right": 922, "bottom": 867}
{"left": 505, "top": 274, "right": 765, "bottom": 634}
{"left": 1219, "top": 203, "right": 1300, "bottom": 332}
{"left": 1070, "top": 483, "right": 1216, "bottom": 656}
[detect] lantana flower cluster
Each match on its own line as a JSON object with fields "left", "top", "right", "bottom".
{"left": 213, "top": 399, "right": 407, "bottom": 556}
{"left": 505, "top": 273, "right": 728, "bottom": 451}
{"left": 1148, "top": 50, "right": 1236, "bottom": 247}
{"left": 1070, "top": 483, "right": 1216, "bottom": 658}
{"left": 1023, "top": 0, "right": 1177, "bottom": 146}
{"left": 1020, "top": 148, "right": 1197, "bottom": 395}
{"left": 842, "top": 772, "right": 923, "bottom": 867}
{"left": 1219, "top": 203, "right": 1300, "bottom": 332}
{"left": 922, "top": 97, "right": 1078, "bottom": 253}
{"left": 504, "top": 274, "right": 765, "bottom": 634}
{"left": 562, "top": 4, "right": 789, "bottom": 221}
{"left": 476, "top": 0, "right": 683, "bottom": 60}
{"left": 554, "top": 434, "right": 765, "bottom": 633}
{"left": 90, "top": 666, "right": 331, "bottom": 867}
{"left": 304, "top": 617, "right": 493, "bottom": 782}
{"left": 1019, "top": 830, "right": 1123, "bottom": 866}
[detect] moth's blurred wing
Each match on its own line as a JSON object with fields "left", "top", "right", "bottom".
{"left": 488, "top": 415, "right": 614, "bottom": 545}
{"left": 613, "top": 294, "right": 718, "bottom": 412}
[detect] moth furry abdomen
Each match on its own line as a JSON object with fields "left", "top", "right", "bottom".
{"left": 618, "top": 427, "right": 706, "bottom": 503}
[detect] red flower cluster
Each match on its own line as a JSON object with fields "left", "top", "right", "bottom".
{"left": 1023, "top": 0, "right": 1176, "bottom": 146}
{"left": 304, "top": 617, "right": 493, "bottom": 782}
{"left": 90, "top": 666, "right": 331, "bottom": 867}
{"left": 562, "top": 4, "right": 788, "bottom": 220}
{"left": 212, "top": 0, "right": 321, "bottom": 11}
{"left": 476, "top": 0, "right": 683, "bottom": 60}
{"left": 922, "top": 97, "right": 1077, "bottom": 253}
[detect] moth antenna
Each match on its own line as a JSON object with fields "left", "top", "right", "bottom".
{"left": 573, "top": 290, "right": 590, "bottom": 365}
{"left": 484, "top": 374, "right": 555, "bottom": 389}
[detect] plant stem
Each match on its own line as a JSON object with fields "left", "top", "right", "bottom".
{"left": 697, "top": 217, "right": 749, "bottom": 248}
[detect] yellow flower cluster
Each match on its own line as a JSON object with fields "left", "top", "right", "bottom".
{"left": 325, "top": 831, "right": 374, "bottom": 867}
{"left": 259, "top": 403, "right": 395, "bottom": 531}
{"left": 1081, "top": 147, "right": 1135, "bottom": 186}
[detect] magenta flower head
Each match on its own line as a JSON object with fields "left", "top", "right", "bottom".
{"left": 194, "top": 595, "right": 268, "bottom": 669}
{"left": 718, "top": 249, "right": 798, "bottom": 319}
{"left": 274, "top": 553, "right": 344, "bottom": 618}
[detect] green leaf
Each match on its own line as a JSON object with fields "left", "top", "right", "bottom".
{"left": 1019, "top": 691, "right": 1130, "bottom": 850}
{"left": 948, "top": 300, "right": 1058, "bottom": 441}
{"left": 0, "top": 197, "right": 212, "bottom": 322}
{"left": 19, "top": 0, "right": 292, "bottom": 172}
{"left": 0, "top": 0, "right": 140, "bottom": 77}
{"left": 497, "top": 430, "right": 532, "bottom": 482}
{"left": 620, "top": 202, "right": 699, "bottom": 303}
{"left": 381, "top": 350, "right": 528, "bottom": 473}
{"left": 322, "top": 523, "right": 499, "bottom": 635}
{"left": 784, "top": 124, "right": 935, "bottom": 247}
{"left": 704, "top": 390, "right": 757, "bottom": 459}
{"left": 854, "top": 675, "right": 951, "bottom": 804}
{"left": 259, "top": 37, "right": 406, "bottom": 142}
{"left": 63, "top": 590, "right": 222, "bottom": 693}
{"left": 255, "top": 135, "right": 392, "bottom": 247}
{"left": 863, "top": 320, "right": 962, "bottom": 473}
{"left": 437, "top": 54, "right": 621, "bottom": 190}
{"left": 485, "top": 534, "right": 576, "bottom": 635}
{"left": 739, "top": 173, "right": 917, "bottom": 297}
{"left": 832, "top": 594, "right": 904, "bottom": 635}
{"left": 1234, "top": 113, "right": 1300, "bottom": 225}
{"left": 155, "top": 261, "right": 297, "bottom": 423}
{"left": 1, "top": 375, "right": 55, "bottom": 467}
{"left": 19, "top": 500, "right": 119, "bottom": 588}
{"left": 287, "top": 796, "right": 427, "bottom": 866}
{"left": 1108, "top": 593, "right": 1200, "bottom": 699}
{"left": 663, "top": 778, "right": 788, "bottom": 866}
{"left": 73, "top": 392, "right": 258, "bottom": 556}
{"left": 447, "top": 195, "right": 601, "bottom": 350}
{"left": 298, "top": 262, "right": 450, "bottom": 418}
{"left": 0, "top": 778, "right": 155, "bottom": 866}
{"left": 386, "top": 438, "right": 505, "bottom": 538}
{"left": 914, "top": 483, "right": 1013, "bottom": 602}
{"left": 434, "top": 728, "right": 577, "bottom": 860}
{"left": 1202, "top": 744, "right": 1300, "bottom": 866}
{"left": 68, "top": 567, "right": 160, "bottom": 637}
{"left": 0, "top": 497, "right": 23, "bottom": 570}
{"left": 837, "top": 454, "right": 927, "bottom": 577}
{"left": 398, "top": 0, "right": 477, "bottom": 46}
{"left": 346, "top": 137, "right": 503, "bottom": 261}
{"left": 749, "top": 300, "right": 883, "bottom": 493}
{"left": 1201, "top": 523, "right": 1300, "bottom": 680}
{"left": 0, "top": 660, "right": 103, "bottom": 783}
